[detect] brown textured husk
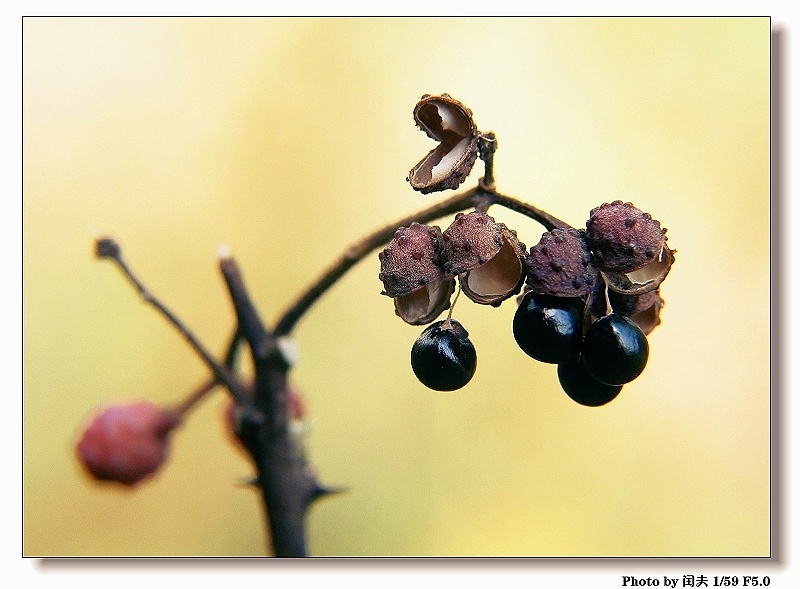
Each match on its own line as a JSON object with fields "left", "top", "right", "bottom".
{"left": 413, "top": 93, "right": 477, "bottom": 140}
{"left": 393, "top": 277, "right": 455, "bottom": 325}
{"left": 442, "top": 212, "right": 503, "bottom": 274}
{"left": 442, "top": 211, "right": 526, "bottom": 305}
{"left": 585, "top": 200, "right": 668, "bottom": 273}
{"left": 601, "top": 245, "right": 675, "bottom": 295}
{"left": 407, "top": 94, "right": 480, "bottom": 194}
{"left": 408, "top": 140, "right": 479, "bottom": 194}
{"left": 525, "top": 228, "right": 598, "bottom": 298}
{"left": 378, "top": 222, "right": 447, "bottom": 297}
{"left": 378, "top": 222, "right": 455, "bottom": 324}
{"left": 461, "top": 231, "right": 526, "bottom": 305}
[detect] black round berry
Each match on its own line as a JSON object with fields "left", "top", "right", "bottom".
{"left": 557, "top": 356, "right": 623, "bottom": 406}
{"left": 411, "top": 319, "right": 477, "bottom": 391}
{"left": 512, "top": 292, "right": 582, "bottom": 364}
{"left": 581, "top": 313, "right": 649, "bottom": 386}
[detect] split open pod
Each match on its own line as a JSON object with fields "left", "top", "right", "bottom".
{"left": 378, "top": 222, "right": 455, "bottom": 325}
{"left": 585, "top": 200, "right": 675, "bottom": 297}
{"left": 442, "top": 211, "right": 527, "bottom": 306}
{"left": 407, "top": 94, "right": 481, "bottom": 194}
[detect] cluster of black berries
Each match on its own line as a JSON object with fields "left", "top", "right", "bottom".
{"left": 378, "top": 201, "right": 674, "bottom": 406}
{"left": 513, "top": 202, "right": 674, "bottom": 405}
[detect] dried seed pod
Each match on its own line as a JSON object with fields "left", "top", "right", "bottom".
{"left": 407, "top": 94, "right": 480, "bottom": 194}
{"left": 525, "top": 228, "right": 598, "bottom": 298}
{"left": 585, "top": 201, "right": 668, "bottom": 273}
{"left": 378, "top": 222, "right": 455, "bottom": 325}
{"left": 608, "top": 288, "right": 665, "bottom": 335}
{"left": 600, "top": 245, "right": 675, "bottom": 296}
{"left": 442, "top": 211, "right": 526, "bottom": 306}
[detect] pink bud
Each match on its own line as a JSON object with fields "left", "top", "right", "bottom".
{"left": 76, "top": 401, "right": 180, "bottom": 486}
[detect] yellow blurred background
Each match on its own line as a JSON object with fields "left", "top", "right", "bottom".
{"left": 23, "top": 17, "right": 771, "bottom": 556}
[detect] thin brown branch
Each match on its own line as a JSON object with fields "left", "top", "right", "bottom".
{"left": 272, "top": 187, "right": 482, "bottom": 336}
{"left": 272, "top": 185, "right": 571, "bottom": 337}
{"left": 488, "top": 191, "right": 572, "bottom": 231}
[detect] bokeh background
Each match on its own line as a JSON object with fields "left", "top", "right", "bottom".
{"left": 23, "top": 17, "right": 771, "bottom": 557}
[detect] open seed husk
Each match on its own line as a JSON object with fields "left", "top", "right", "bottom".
{"left": 378, "top": 222, "right": 455, "bottom": 325}
{"left": 393, "top": 278, "right": 455, "bottom": 326}
{"left": 601, "top": 245, "right": 675, "bottom": 295}
{"left": 442, "top": 211, "right": 526, "bottom": 305}
{"left": 407, "top": 94, "right": 480, "bottom": 194}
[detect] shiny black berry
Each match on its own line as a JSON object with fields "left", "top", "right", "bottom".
{"left": 512, "top": 292, "right": 582, "bottom": 364}
{"left": 557, "top": 356, "right": 623, "bottom": 407}
{"left": 411, "top": 319, "right": 477, "bottom": 391}
{"left": 581, "top": 313, "right": 649, "bottom": 386}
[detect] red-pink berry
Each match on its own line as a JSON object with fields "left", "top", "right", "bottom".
{"left": 76, "top": 401, "right": 180, "bottom": 486}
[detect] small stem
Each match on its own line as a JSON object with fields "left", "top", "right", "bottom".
{"left": 443, "top": 285, "right": 462, "bottom": 328}
{"left": 219, "top": 255, "right": 274, "bottom": 363}
{"left": 97, "top": 239, "right": 256, "bottom": 416}
{"left": 488, "top": 191, "right": 572, "bottom": 231}
{"left": 478, "top": 132, "right": 497, "bottom": 191}
{"left": 171, "top": 328, "right": 243, "bottom": 418}
{"left": 172, "top": 379, "right": 217, "bottom": 419}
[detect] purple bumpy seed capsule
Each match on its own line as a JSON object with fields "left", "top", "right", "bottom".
{"left": 442, "top": 211, "right": 527, "bottom": 306}
{"left": 585, "top": 201, "right": 667, "bottom": 273}
{"left": 525, "top": 228, "right": 598, "bottom": 298}
{"left": 586, "top": 201, "right": 675, "bottom": 296}
{"left": 378, "top": 223, "right": 455, "bottom": 325}
{"left": 410, "top": 319, "right": 477, "bottom": 391}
